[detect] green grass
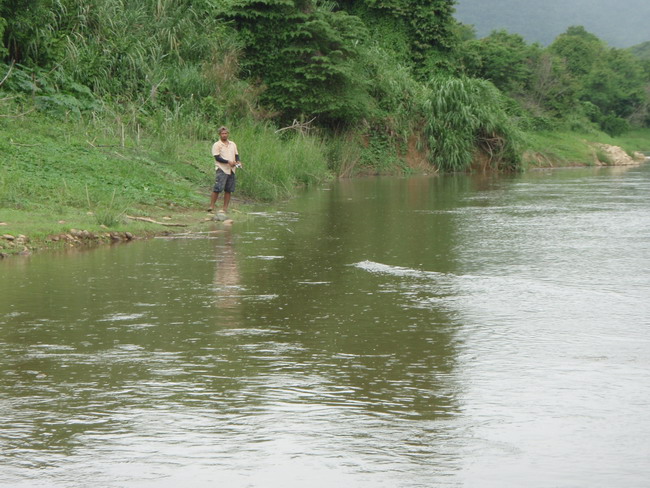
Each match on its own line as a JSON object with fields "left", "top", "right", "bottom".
{"left": 523, "top": 131, "right": 598, "bottom": 167}
{"left": 522, "top": 128, "right": 650, "bottom": 168}
{"left": 1, "top": 208, "right": 133, "bottom": 241}
{"left": 1, "top": 112, "right": 331, "bottom": 207}
{"left": 609, "top": 129, "right": 650, "bottom": 154}
{"left": 233, "top": 123, "right": 331, "bottom": 200}
{"left": 1, "top": 114, "right": 208, "bottom": 211}
{"left": 0, "top": 107, "right": 331, "bottom": 253}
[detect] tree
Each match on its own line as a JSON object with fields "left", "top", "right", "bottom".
{"left": 458, "top": 30, "right": 538, "bottom": 94}
{"left": 526, "top": 51, "right": 576, "bottom": 117}
{"left": 1, "top": 0, "right": 62, "bottom": 64}
{"left": 549, "top": 26, "right": 604, "bottom": 77}
{"left": 550, "top": 26, "right": 649, "bottom": 133}
{"left": 581, "top": 48, "right": 646, "bottom": 134}
{"left": 338, "top": 0, "right": 458, "bottom": 75}
{"left": 228, "top": 0, "right": 374, "bottom": 125}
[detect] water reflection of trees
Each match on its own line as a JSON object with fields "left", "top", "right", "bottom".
{"left": 0, "top": 175, "right": 481, "bottom": 478}
{"left": 234, "top": 176, "right": 475, "bottom": 420}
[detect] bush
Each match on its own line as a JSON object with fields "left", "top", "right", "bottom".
{"left": 600, "top": 114, "right": 630, "bottom": 137}
{"left": 423, "top": 75, "right": 523, "bottom": 171}
{"left": 227, "top": 123, "right": 331, "bottom": 201}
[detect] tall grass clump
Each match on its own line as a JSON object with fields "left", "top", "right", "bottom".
{"left": 86, "top": 187, "right": 130, "bottom": 227}
{"left": 324, "top": 132, "right": 364, "bottom": 177}
{"left": 360, "top": 44, "right": 428, "bottom": 141}
{"left": 2, "top": 0, "right": 259, "bottom": 134}
{"left": 57, "top": 0, "right": 228, "bottom": 99}
{"left": 424, "top": 75, "right": 523, "bottom": 172}
{"left": 230, "top": 124, "right": 331, "bottom": 201}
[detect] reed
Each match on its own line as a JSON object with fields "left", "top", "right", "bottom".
{"left": 323, "top": 132, "right": 364, "bottom": 177}
{"left": 423, "top": 75, "right": 523, "bottom": 172}
{"left": 230, "top": 123, "right": 331, "bottom": 201}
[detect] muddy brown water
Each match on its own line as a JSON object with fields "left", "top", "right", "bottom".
{"left": 2, "top": 165, "right": 650, "bottom": 487}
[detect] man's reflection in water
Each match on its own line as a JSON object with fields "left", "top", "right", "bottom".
{"left": 214, "top": 226, "right": 242, "bottom": 309}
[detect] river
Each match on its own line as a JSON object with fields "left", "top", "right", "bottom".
{"left": 1, "top": 164, "right": 649, "bottom": 487}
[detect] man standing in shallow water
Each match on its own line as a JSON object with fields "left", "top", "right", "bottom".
{"left": 208, "top": 126, "right": 243, "bottom": 214}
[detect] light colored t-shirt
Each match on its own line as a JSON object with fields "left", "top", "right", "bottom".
{"left": 211, "top": 139, "right": 239, "bottom": 175}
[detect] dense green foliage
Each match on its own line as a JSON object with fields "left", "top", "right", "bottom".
{"left": 0, "top": 0, "right": 257, "bottom": 128}
{"left": 424, "top": 75, "right": 522, "bottom": 171}
{"left": 227, "top": 0, "right": 372, "bottom": 125}
{"left": 629, "top": 41, "right": 650, "bottom": 60}
{"left": 456, "top": 26, "right": 650, "bottom": 135}
{"left": 459, "top": 31, "right": 538, "bottom": 94}
{"left": 342, "top": 0, "right": 457, "bottom": 71}
{"left": 226, "top": 0, "right": 457, "bottom": 125}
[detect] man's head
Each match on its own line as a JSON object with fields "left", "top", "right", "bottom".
{"left": 219, "top": 126, "right": 229, "bottom": 142}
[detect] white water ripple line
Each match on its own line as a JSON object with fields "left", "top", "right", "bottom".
{"left": 350, "top": 261, "right": 461, "bottom": 313}
{"left": 249, "top": 255, "right": 285, "bottom": 260}
{"left": 351, "top": 260, "right": 447, "bottom": 279}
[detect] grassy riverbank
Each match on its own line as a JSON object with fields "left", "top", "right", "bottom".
{"left": 1, "top": 112, "right": 331, "bottom": 256}
{"left": 524, "top": 129, "right": 650, "bottom": 167}
{"left": 2, "top": 112, "right": 649, "bottom": 257}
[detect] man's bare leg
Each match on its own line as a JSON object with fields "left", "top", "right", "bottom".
{"left": 223, "top": 192, "right": 231, "bottom": 212}
{"left": 209, "top": 191, "right": 219, "bottom": 211}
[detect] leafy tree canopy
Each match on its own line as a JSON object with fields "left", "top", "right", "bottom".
{"left": 549, "top": 26, "right": 605, "bottom": 77}
{"left": 227, "top": 0, "right": 375, "bottom": 126}
{"left": 339, "top": 0, "right": 458, "bottom": 73}
{"left": 458, "top": 30, "right": 540, "bottom": 93}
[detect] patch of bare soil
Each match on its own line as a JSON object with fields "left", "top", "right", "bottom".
{"left": 403, "top": 134, "right": 434, "bottom": 172}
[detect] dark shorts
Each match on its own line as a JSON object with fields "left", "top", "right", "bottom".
{"left": 213, "top": 168, "right": 236, "bottom": 193}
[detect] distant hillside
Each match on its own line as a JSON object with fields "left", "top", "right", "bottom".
{"left": 629, "top": 41, "right": 650, "bottom": 59}
{"left": 454, "top": 0, "right": 650, "bottom": 47}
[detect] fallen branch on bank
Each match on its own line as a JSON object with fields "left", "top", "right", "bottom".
{"left": 10, "top": 139, "right": 40, "bottom": 147}
{"left": 126, "top": 215, "right": 188, "bottom": 227}
{"left": 0, "top": 108, "right": 36, "bottom": 118}
{"left": 0, "top": 62, "right": 14, "bottom": 87}
{"left": 275, "top": 117, "right": 316, "bottom": 136}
